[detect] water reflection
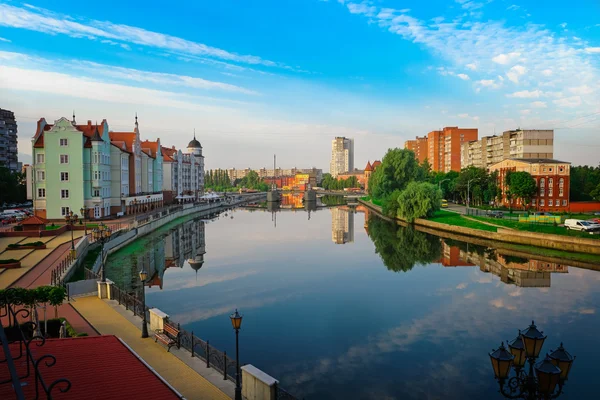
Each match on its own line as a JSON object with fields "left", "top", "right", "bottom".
{"left": 331, "top": 207, "right": 354, "bottom": 244}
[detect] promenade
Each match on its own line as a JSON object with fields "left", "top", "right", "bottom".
{"left": 72, "top": 296, "right": 233, "bottom": 400}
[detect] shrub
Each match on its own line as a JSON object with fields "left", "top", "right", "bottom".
{"left": 0, "top": 259, "right": 19, "bottom": 264}
{"left": 397, "top": 182, "right": 442, "bottom": 222}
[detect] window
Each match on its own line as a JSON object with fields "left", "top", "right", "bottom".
{"left": 549, "top": 199, "right": 553, "bottom": 206}
{"left": 563, "top": 200, "right": 568, "bottom": 206}
{"left": 61, "top": 189, "right": 69, "bottom": 199}
{"left": 60, "top": 138, "right": 68, "bottom": 146}
{"left": 61, "top": 207, "right": 70, "bottom": 216}
{"left": 549, "top": 168, "right": 553, "bottom": 172}
{"left": 36, "top": 154, "right": 45, "bottom": 163}
{"left": 37, "top": 188, "right": 46, "bottom": 198}
{"left": 93, "top": 171, "right": 99, "bottom": 180}
{"left": 37, "top": 171, "right": 45, "bottom": 181}
{"left": 540, "top": 199, "right": 545, "bottom": 206}
{"left": 548, "top": 178, "right": 554, "bottom": 197}
{"left": 60, "top": 154, "right": 69, "bottom": 164}
{"left": 93, "top": 189, "right": 100, "bottom": 197}
{"left": 532, "top": 199, "right": 537, "bottom": 205}
{"left": 60, "top": 172, "right": 69, "bottom": 181}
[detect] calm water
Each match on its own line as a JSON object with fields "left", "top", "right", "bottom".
{"left": 106, "top": 200, "right": 600, "bottom": 400}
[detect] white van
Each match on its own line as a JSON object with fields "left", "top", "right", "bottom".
{"left": 564, "top": 219, "right": 600, "bottom": 233}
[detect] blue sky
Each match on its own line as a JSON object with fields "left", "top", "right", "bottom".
{"left": 1, "top": 0, "right": 599, "bottom": 168}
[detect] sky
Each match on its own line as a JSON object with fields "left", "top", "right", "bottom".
{"left": 0, "top": 0, "right": 599, "bottom": 169}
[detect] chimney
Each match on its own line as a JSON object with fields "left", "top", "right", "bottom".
{"left": 87, "top": 120, "right": 92, "bottom": 127}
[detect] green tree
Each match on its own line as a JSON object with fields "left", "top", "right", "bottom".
{"left": 0, "top": 166, "right": 26, "bottom": 205}
{"left": 506, "top": 171, "right": 537, "bottom": 208}
{"left": 397, "top": 182, "right": 442, "bottom": 222}
{"left": 367, "top": 217, "right": 442, "bottom": 272}
{"left": 590, "top": 183, "right": 600, "bottom": 201}
{"left": 456, "top": 166, "right": 491, "bottom": 206}
{"left": 368, "top": 148, "right": 425, "bottom": 199}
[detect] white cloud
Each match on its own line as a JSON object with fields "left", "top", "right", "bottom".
{"left": 492, "top": 52, "right": 521, "bottom": 65}
{"left": 541, "top": 69, "right": 553, "bottom": 76}
{"left": 456, "top": 283, "right": 468, "bottom": 289}
{"left": 520, "top": 109, "right": 531, "bottom": 115}
{"left": 456, "top": 73, "right": 470, "bottom": 80}
{"left": 0, "top": 4, "right": 282, "bottom": 68}
{"left": 477, "top": 79, "right": 501, "bottom": 89}
{"left": 506, "top": 64, "right": 527, "bottom": 83}
{"left": 458, "top": 113, "right": 469, "bottom": 118}
{"left": 507, "top": 5, "right": 520, "bottom": 11}
{"left": 347, "top": 2, "right": 377, "bottom": 17}
{"left": 569, "top": 85, "right": 594, "bottom": 95}
{"left": 585, "top": 47, "right": 600, "bottom": 54}
{"left": 507, "top": 90, "right": 543, "bottom": 98}
{"left": 553, "top": 96, "right": 582, "bottom": 108}
{"left": 466, "top": 63, "right": 477, "bottom": 71}
{"left": 530, "top": 101, "right": 547, "bottom": 108}
{"left": 0, "top": 36, "right": 11, "bottom": 42}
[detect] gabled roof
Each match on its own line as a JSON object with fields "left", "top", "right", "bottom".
{"left": 365, "top": 161, "right": 373, "bottom": 172}
{"left": 372, "top": 160, "right": 382, "bottom": 169}
{"left": 111, "top": 141, "right": 131, "bottom": 154}
{"left": 161, "top": 146, "right": 177, "bottom": 162}
{"left": 20, "top": 215, "right": 48, "bottom": 225}
{"left": 109, "top": 132, "right": 136, "bottom": 152}
{"left": 75, "top": 120, "right": 106, "bottom": 139}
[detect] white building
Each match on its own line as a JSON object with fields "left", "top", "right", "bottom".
{"left": 330, "top": 137, "right": 354, "bottom": 178}
{"left": 162, "top": 133, "right": 204, "bottom": 204}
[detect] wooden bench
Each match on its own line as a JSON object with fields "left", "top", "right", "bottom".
{"left": 155, "top": 322, "right": 180, "bottom": 352}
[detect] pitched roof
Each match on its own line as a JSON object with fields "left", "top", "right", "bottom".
{"left": 109, "top": 132, "right": 136, "bottom": 152}
{"left": 20, "top": 215, "right": 48, "bottom": 225}
{"left": 75, "top": 120, "right": 106, "bottom": 139}
{"left": 161, "top": 146, "right": 177, "bottom": 162}
{"left": 372, "top": 160, "right": 382, "bottom": 169}
{"left": 110, "top": 141, "right": 131, "bottom": 153}
{"left": 509, "top": 158, "right": 571, "bottom": 164}
{"left": 365, "top": 161, "right": 373, "bottom": 172}
{"left": 0, "top": 336, "right": 181, "bottom": 400}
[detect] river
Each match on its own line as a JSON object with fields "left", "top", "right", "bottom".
{"left": 105, "top": 197, "right": 600, "bottom": 399}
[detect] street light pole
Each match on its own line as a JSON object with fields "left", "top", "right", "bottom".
{"left": 467, "top": 178, "right": 479, "bottom": 210}
{"left": 230, "top": 310, "right": 243, "bottom": 400}
{"left": 139, "top": 268, "right": 149, "bottom": 338}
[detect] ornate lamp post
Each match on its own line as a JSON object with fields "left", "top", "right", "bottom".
{"left": 230, "top": 309, "right": 243, "bottom": 400}
{"left": 489, "top": 321, "right": 575, "bottom": 399}
{"left": 64, "top": 211, "right": 79, "bottom": 255}
{"left": 92, "top": 222, "right": 112, "bottom": 282}
{"left": 139, "top": 268, "right": 149, "bottom": 338}
{"left": 80, "top": 206, "right": 89, "bottom": 236}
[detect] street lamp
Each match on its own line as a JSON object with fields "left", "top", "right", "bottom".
{"left": 92, "top": 222, "right": 112, "bottom": 282}
{"left": 489, "top": 321, "right": 575, "bottom": 399}
{"left": 80, "top": 206, "right": 89, "bottom": 236}
{"left": 139, "top": 268, "right": 149, "bottom": 338}
{"left": 467, "top": 178, "right": 481, "bottom": 210}
{"left": 230, "top": 309, "right": 243, "bottom": 400}
{"left": 64, "top": 211, "right": 79, "bottom": 255}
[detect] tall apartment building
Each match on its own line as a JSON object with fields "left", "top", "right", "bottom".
{"left": 404, "top": 136, "right": 428, "bottom": 164}
{"left": 330, "top": 137, "right": 354, "bottom": 178}
{"left": 27, "top": 116, "right": 166, "bottom": 219}
{"left": 331, "top": 207, "right": 354, "bottom": 244}
{"left": 461, "top": 129, "right": 554, "bottom": 170}
{"left": 404, "top": 127, "right": 477, "bottom": 172}
{"left": 0, "top": 108, "right": 19, "bottom": 171}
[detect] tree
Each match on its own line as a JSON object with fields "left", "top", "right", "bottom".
{"left": 0, "top": 166, "right": 26, "bottom": 205}
{"left": 590, "top": 183, "right": 600, "bottom": 201}
{"left": 506, "top": 171, "right": 537, "bottom": 208}
{"left": 381, "top": 189, "right": 402, "bottom": 218}
{"left": 396, "top": 182, "right": 442, "bottom": 222}
{"left": 570, "top": 165, "right": 600, "bottom": 201}
{"left": 368, "top": 148, "right": 425, "bottom": 199}
{"left": 367, "top": 217, "right": 441, "bottom": 273}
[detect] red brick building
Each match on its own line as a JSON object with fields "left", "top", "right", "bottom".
{"left": 489, "top": 158, "right": 571, "bottom": 212}
{"left": 404, "top": 136, "right": 428, "bottom": 163}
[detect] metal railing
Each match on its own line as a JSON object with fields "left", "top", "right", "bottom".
{"left": 84, "top": 268, "right": 299, "bottom": 399}
{"left": 50, "top": 252, "right": 76, "bottom": 287}
{"left": 0, "top": 291, "right": 72, "bottom": 399}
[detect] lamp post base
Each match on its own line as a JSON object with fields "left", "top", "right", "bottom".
{"left": 141, "top": 322, "right": 149, "bottom": 338}
{"left": 234, "top": 387, "right": 242, "bottom": 400}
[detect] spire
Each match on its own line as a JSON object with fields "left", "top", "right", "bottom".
{"left": 72, "top": 110, "right": 76, "bottom": 124}
{"left": 193, "top": 128, "right": 196, "bottom": 140}
{"left": 91, "top": 121, "right": 103, "bottom": 142}
{"left": 135, "top": 112, "right": 138, "bottom": 128}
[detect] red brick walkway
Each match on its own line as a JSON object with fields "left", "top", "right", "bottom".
{"left": 8, "top": 242, "right": 99, "bottom": 337}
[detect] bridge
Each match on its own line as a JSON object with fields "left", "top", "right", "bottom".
{"left": 313, "top": 190, "right": 365, "bottom": 199}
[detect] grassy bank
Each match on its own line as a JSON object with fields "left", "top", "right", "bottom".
{"left": 429, "top": 210, "right": 497, "bottom": 232}
{"left": 470, "top": 216, "right": 600, "bottom": 240}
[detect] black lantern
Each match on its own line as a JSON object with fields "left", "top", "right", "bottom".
{"left": 535, "top": 356, "right": 562, "bottom": 395}
{"left": 230, "top": 309, "right": 243, "bottom": 330}
{"left": 508, "top": 333, "right": 527, "bottom": 369}
{"left": 139, "top": 268, "right": 149, "bottom": 338}
{"left": 230, "top": 309, "right": 243, "bottom": 400}
{"left": 548, "top": 343, "right": 575, "bottom": 381}
{"left": 521, "top": 321, "right": 546, "bottom": 358}
{"left": 489, "top": 342, "right": 514, "bottom": 380}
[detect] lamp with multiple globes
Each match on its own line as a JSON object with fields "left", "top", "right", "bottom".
{"left": 64, "top": 211, "right": 79, "bottom": 253}
{"left": 92, "top": 222, "right": 111, "bottom": 282}
{"left": 489, "top": 321, "right": 575, "bottom": 400}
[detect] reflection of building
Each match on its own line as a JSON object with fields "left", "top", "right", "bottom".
{"left": 331, "top": 207, "right": 354, "bottom": 244}
{"left": 330, "top": 137, "right": 354, "bottom": 178}
{"left": 489, "top": 158, "right": 571, "bottom": 212}
{"left": 164, "top": 219, "right": 206, "bottom": 279}
{"left": 263, "top": 172, "right": 317, "bottom": 191}
{"left": 226, "top": 167, "right": 322, "bottom": 185}
{"left": 139, "top": 238, "right": 166, "bottom": 289}
{"left": 442, "top": 241, "right": 569, "bottom": 287}
{"left": 280, "top": 193, "right": 304, "bottom": 209}
{"left": 439, "top": 242, "right": 475, "bottom": 267}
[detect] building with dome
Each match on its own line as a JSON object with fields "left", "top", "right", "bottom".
{"left": 161, "top": 132, "right": 205, "bottom": 204}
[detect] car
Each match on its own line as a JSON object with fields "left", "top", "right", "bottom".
{"left": 486, "top": 210, "right": 504, "bottom": 218}
{"left": 564, "top": 219, "right": 600, "bottom": 233}
{"left": 441, "top": 199, "right": 448, "bottom": 208}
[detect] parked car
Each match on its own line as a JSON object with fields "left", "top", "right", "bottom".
{"left": 441, "top": 199, "right": 448, "bottom": 208}
{"left": 564, "top": 219, "right": 600, "bottom": 233}
{"left": 486, "top": 210, "right": 504, "bottom": 218}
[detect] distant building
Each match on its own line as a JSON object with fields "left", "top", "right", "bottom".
{"left": 331, "top": 207, "right": 354, "bottom": 244}
{"left": 489, "top": 158, "right": 570, "bottom": 212}
{"left": 462, "top": 129, "right": 554, "bottom": 170}
{"left": 336, "top": 169, "right": 366, "bottom": 187}
{"left": 330, "top": 137, "right": 354, "bottom": 178}
{"left": 404, "top": 127, "right": 477, "bottom": 172}
{"left": 161, "top": 133, "right": 205, "bottom": 204}
{"left": 225, "top": 167, "right": 323, "bottom": 185}
{"left": 363, "top": 160, "right": 381, "bottom": 192}
{"left": 404, "top": 136, "right": 428, "bottom": 164}
{"left": 0, "top": 108, "right": 19, "bottom": 171}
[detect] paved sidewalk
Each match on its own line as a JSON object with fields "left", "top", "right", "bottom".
{"left": 72, "top": 296, "right": 233, "bottom": 400}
